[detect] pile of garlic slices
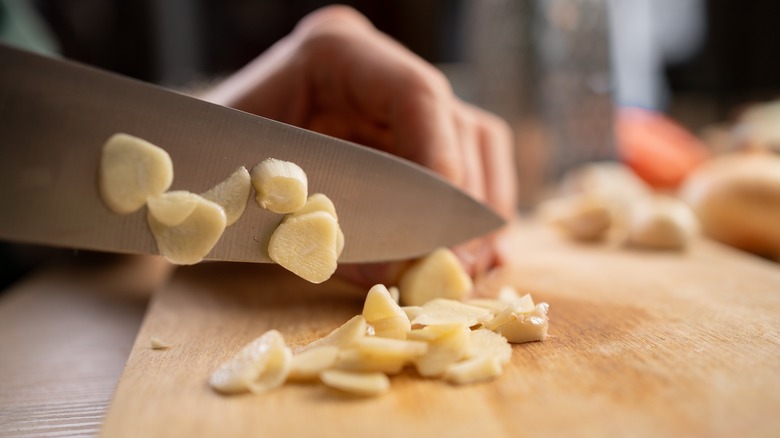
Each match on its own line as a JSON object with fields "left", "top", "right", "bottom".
{"left": 98, "top": 133, "right": 343, "bottom": 282}
{"left": 210, "top": 248, "right": 549, "bottom": 397}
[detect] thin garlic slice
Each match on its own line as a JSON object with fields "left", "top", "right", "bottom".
{"left": 401, "top": 306, "right": 423, "bottom": 322}
{"left": 99, "top": 133, "right": 173, "bottom": 214}
{"left": 296, "top": 315, "right": 367, "bottom": 354}
{"left": 268, "top": 210, "right": 341, "bottom": 283}
{"left": 492, "top": 303, "right": 550, "bottom": 344}
{"left": 398, "top": 247, "right": 473, "bottom": 306}
{"left": 413, "top": 323, "right": 471, "bottom": 377}
{"left": 351, "top": 336, "right": 427, "bottom": 360}
{"left": 320, "top": 370, "right": 390, "bottom": 397}
{"left": 209, "top": 330, "right": 292, "bottom": 394}
{"left": 251, "top": 158, "right": 308, "bottom": 213}
{"left": 147, "top": 193, "right": 226, "bottom": 265}
{"left": 336, "top": 349, "right": 407, "bottom": 374}
{"left": 200, "top": 166, "right": 251, "bottom": 226}
{"left": 282, "top": 193, "right": 345, "bottom": 259}
{"left": 467, "top": 285, "right": 531, "bottom": 314}
{"left": 411, "top": 299, "right": 492, "bottom": 327}
{"left": 443, "top": 356, "right": 503, "bottom": 385}
{"left": 290, "top": 193, "right": 338, "bottom": 220}
{"left": 362, "top": 284, "right": 411, "bottom": 339}
{"left": 465, "top": 329, "right": 512, "bottom": 365}
{"left": 335, "top": 337, "right": 426, "bottom": 374}
{"left": 443, "top": 330, "right": 512, "bottom": 384}
{"left": 481, "top": 295, "right": 536, "bottom": 328}
{"left": 287, "top": 346, "right": 340, "bottom": 381}
{"left": 147, "top": 191, "right": 201, "bottom": 227}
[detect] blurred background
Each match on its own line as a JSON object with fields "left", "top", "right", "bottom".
{"left": 5, "top": 0, "right": 779, "bottom": 195}
{"left": 2, "top": 0, "right": 780, "bottom": 285}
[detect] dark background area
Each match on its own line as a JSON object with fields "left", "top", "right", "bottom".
{"left": 664, "top": 1, "right": 780, "bottom": 125}
{"left": 31, "top": 0, "right": 780, "bottom": 120}
{"left": 32, "top": 0, "right": 466, "bottom": 85}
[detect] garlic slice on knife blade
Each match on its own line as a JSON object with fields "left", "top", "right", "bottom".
{"left": 99, "top": 133, "right": 173, "bottom": 214}
{"left": 251, "top": 158, "right": 308, "bottom": 213}
{"left": 268, "top": 210, "right": 341, "bottom": 283}
{"left": 147, "top": 192, "right": 226, "bottom": 265}
{"left": 200, "top": 166, "right": 251, "bottom": 226}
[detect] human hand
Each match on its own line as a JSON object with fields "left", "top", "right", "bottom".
{"left": 202, "top": 6, "right": 518, "bottom": 285}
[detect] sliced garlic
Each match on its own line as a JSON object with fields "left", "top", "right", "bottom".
{"left": 209, "top": 330, "right": 292, "bottom": 394}
{"left": 290, "top": 193, "right": 338, "bottom": 220}
{"left": 200, "top": 166, "right": 251, "bottom": 226}
{"left": 398, "top": 247, "right": 473, "bottom": 306}
{"left": 443, "top": 330, "right": 512, "bottom": 384}
{"left": 351, "top": 336, "right": 427, "bottom": 360}
{"left": 335, "top": 348, "right": 408, "bottom": 374}
{"left": 412, "top": 323, "right": 471, "bottom": 377}
{"left": 296, "top": 315, "right": 367, "bottom": 354}
{"left": 362, "top": 284, "right": 411, "bottom": 339}
{"left": 465, "top": 329, "right": 512, "bottom": 365}
{"left": 99, "top": 133, "right": 173, "bottom": 214}
{"left": 284, "top": 193, "right": 345, "bottom": 258}
{"left": 147, "top": 191, "right": 201, "bottom": 227}
{"left": 251, "top": 158, "right": 308, "bottom": 213}
{"left": 369, "top": 317, "right": 410, "bottom": 340}
{"left": 320, "top": 369, "right": 390, "bottom": 397}
{"left": 401, "top": 306, "right": 424, "bottom": 322}
{"left": 411, "top": 299, "right": 492, "bottom": 327}
{"left": 287, "top": 346, "right": 340, "bottom": 381}
{"left": 482, "top": 295, "right": 536, "bottom": 329}
{"left": 468, "top": 287, "right": 533, "bottom": 315}
{"left": 466, "top": 298, "right": 512, "bottom": 314}
{"left": 335, "top": 336, "right": 426, "bottom": 374}
{"left": 147, "top": 193, "right": 226, "bottom": 265}
{"left": 492, "top": 303, "right": 550, "bottom": 344}
{"left": 268, "top": 210, "right": 341, "bottom": 283}
{"left": 443, "top": 356, "right": 503, "bottom": 385}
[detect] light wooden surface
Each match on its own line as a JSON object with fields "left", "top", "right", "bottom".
{"left": 100, "top": 222, "right": 780, "bottom": 437}
{"left": 0, "top": 255, "right": 170, "bottom": 437}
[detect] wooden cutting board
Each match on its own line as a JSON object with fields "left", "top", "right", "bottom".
{"left": 100, "top": 222, "right": 780, "bottom": 437}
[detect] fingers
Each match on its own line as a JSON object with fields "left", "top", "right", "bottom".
{"left": 453, "top": 103, "right": 487, "bottom": 204}
{"left": 467, "top": 106, "right": 519, "bottom": 220}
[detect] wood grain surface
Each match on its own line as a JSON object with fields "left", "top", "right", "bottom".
{"left": 100, "top": 222, "right": 780, "bottom": 437}
{"left": 0, "top": 255, "right": 170, "bottom": 437}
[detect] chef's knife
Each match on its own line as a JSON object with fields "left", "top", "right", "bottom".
{"left": 0, "top": 44, "right": 504, "bottom": 263}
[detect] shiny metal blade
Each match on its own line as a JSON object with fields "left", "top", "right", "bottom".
{"left": 0, "top": 44, "right": 503, "bottom": 263}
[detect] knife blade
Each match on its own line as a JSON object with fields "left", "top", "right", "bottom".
{"left": 0, "top": 44, "right": 504, "bottom": 263}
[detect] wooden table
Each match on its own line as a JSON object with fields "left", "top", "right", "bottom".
{"left": 2, "top": 222, "right": 779, "bottom": 437}
{"left": 0, "top": 255, "right": 170, "bottom": 437}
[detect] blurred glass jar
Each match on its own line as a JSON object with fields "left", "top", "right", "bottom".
{"left": 464, "top": 0, "right": 616, "bottom": 210}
